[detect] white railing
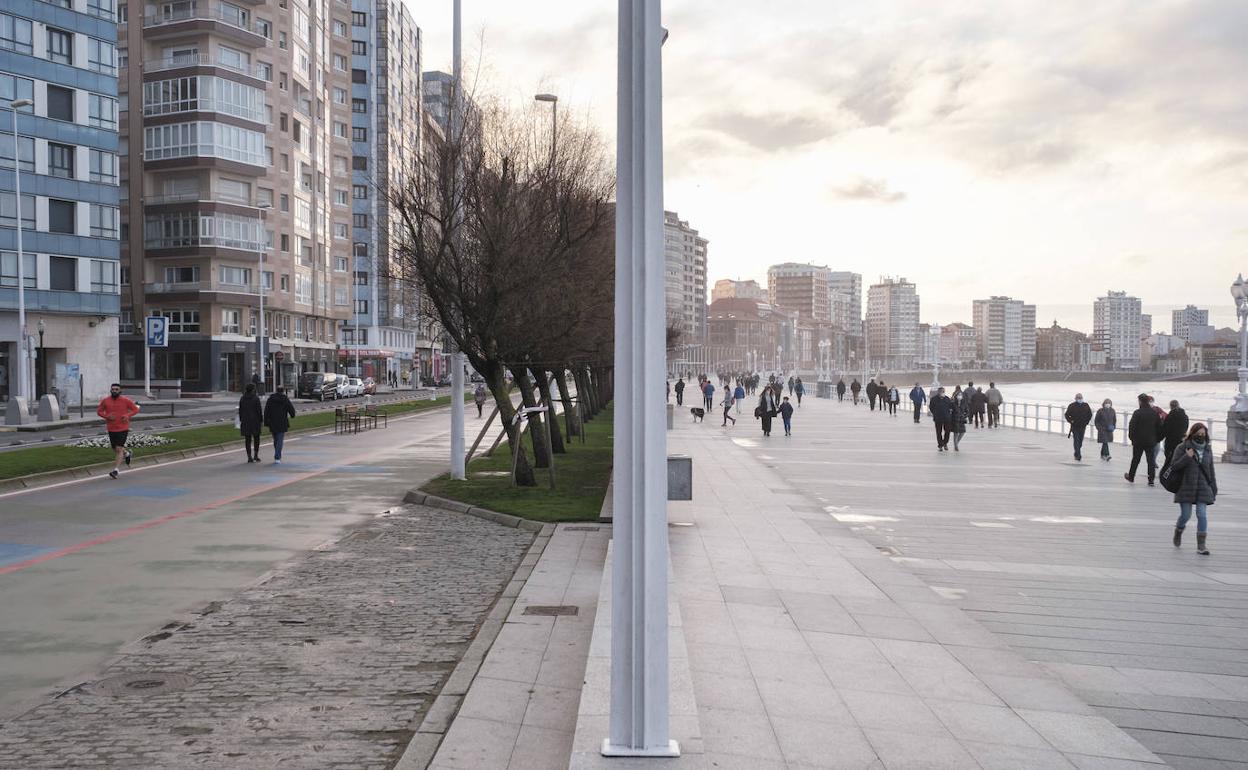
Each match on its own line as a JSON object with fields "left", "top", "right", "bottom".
{"left": 143, "top": 55, "right": 265, "bottom": 77}
{"left": 997, "top": 400, "right": 1220, "bottom": 452}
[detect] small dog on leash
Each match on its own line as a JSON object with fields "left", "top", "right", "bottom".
{"left": 690, "top": 407, "right": 705, "bottom": 422}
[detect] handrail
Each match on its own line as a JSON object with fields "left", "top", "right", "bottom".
{"left": 995, "top": 399, "right": 1219, "bottom": 451}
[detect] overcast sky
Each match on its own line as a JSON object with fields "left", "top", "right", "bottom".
{"left": 422, "top": 1, "right": 1247, "bottom": 332}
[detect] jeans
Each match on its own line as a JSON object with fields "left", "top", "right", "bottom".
{"left": 676, "top": 391, "right": 683, "bottom": 405}
{"left": 704, "top": 395, "right": 713, "bottom": 411}
{"left": 913, "top": 403, "right": 922, "bottom": 422}
{"left": 1176, "top": 502, "right": 1208, "bottom": 534}
{"left": 1071, "top": 425, "right": 1086, "bottom": 459}
{"left": 887, "top": 402, "right": 896, "bottom": 415}
{"left": 782, "top": 417, "right": 792, "bottom": 435}
{"left": 1128, "top": 443, "right": 1156, "bottom": 481}
{"left": 988, "top": 404, "right": 999, "bottom": 427}
{"left": 272, "top": 431, "right": 286, "bottom": 460}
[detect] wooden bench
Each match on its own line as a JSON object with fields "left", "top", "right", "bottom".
{"left": 363, "top": 403, "right": 388, "bottom": 429}
{"left": 335, "top": 405, "right": 362, "bottom": 434}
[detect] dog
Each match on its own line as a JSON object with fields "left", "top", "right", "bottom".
{"left": 690, "top": 407, "right": 705, "bottom": 422}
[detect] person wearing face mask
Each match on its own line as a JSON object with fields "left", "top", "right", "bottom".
{"left": 1093, "top": 399, "right": 1116, "bottom": 461}
{"left": 1160, "top": 399, "right": 1189, "bottom": 480}
{"left": 96, "top": 383, "right": 142, "bottom": 479}
{"left": 929, "top": 386, "right": 953, "bottom": 451}
{"left": 949, "top": 385, "right": 968, "bottom": 452}
{"left": 1125, "top": 393, "right": 1163, "bottom": 486}
{"left": 1064, "top": 393, "right": 1094, "bottom": 462}
{"left": 1169, "top": 423, "right": 1216, "bottom": 555}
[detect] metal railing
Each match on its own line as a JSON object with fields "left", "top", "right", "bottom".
{"left": 142, "top": 3, "right": 265, "bottom": 35}
{"left": 997, "top": 400, "right": 1221, "bottom": 452}
{"left": 143, "top": 191, "right": 259, "bottom": 207}
{"left": 144, "top": 280, "right": 261, "bottom": 295}
{"left": 142, "top": 55, "right": 266, "bottom": 77}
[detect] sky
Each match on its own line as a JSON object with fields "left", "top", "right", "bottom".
{"left": 421, "top": 1, "right": 1248, "bottom": 333}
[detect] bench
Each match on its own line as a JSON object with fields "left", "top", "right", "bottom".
{"left": 363, "top": 404, "right": 388, "bottom": 429}
{"left": 335, "top": 405, "right": 362, "bottom": 434}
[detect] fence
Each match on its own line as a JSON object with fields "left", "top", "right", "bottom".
{"left": 997, "top": 400, "right": 1221, "bottom": 453}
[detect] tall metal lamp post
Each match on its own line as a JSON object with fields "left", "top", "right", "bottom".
{"left": 36, "top": 318, "right": 44, "bottom": 398}
{"left": 1225, "top": 273, "right": 1248, "bottom": 463}
{"left": 9, "top": 97, "right": 33, "bottom": 406}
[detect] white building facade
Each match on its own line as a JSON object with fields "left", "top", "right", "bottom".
{"left": 971, "top": 296, "right": 1036, "bottom": 369}
{"left": 1171, "top": 305, "right": 1210, "bottom": 342}
{"left": 866, "top": 277, "right": 919, "bottom": 370}
{"left": 1092, "top": 290, "right": 1143, "bottom": 370}
{"left": 664, "top": 210, "right": 708, "bottom": 346}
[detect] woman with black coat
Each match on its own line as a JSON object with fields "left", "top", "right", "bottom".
{"left": 1125, "top": 393, "right": 1163, "bottom": 485}
{"left": 1169, "top": 422, "right": 1216, "bottom": 555}
{"left": 756, "top": 387, "right": 778, "bottom": 437}
{"left": 950, "top": 386, "right": 969, "bottom": 451}
{"left": 1160, "top": 400, "right": 1189, "bottom": 479}
{"left": 1094, "top": 399, "right": 1116, "bottom": 461}
{"left": 237, "top": 383, "right": 264, "bottom": 462}
{"left": 263, "top": 386, "right": 297, "bottom": 464}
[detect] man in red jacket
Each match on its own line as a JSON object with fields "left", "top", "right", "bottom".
{"left": 96, "top": 383, "right": 141, "bottom": 479}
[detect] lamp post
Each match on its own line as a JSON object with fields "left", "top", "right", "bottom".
{"left": 534, "top": 93, "right": 557, "bottom": 165}
{"left": 256, "top": 203, "right": 270, "bottom": 391}
{"left": 9, "top": 97, "right": 32, "bottom": 406}
{"left": 448, "top": 0, "right": 466, "bottom": 481}
{"left": 35, "top": 318, "right": 44, "bottom": 398}
{"left": 1225, "top": 274, "right": 1248, "bottom": 463}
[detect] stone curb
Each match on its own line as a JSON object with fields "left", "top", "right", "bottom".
{"left": 403, "top": 489, "right": 548, "bottom": 533}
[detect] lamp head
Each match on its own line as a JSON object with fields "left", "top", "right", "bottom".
{"left": 10, "top": 98, "right": 33, "bottom": 109}
{"left": 1233, "top": 274, "right": 1246, "bottom": 303}
{"left": 534, "top": 93, "right": 557, "bottom": 103}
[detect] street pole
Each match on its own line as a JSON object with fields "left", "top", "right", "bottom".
{"left": 10, "top": 98, "right": 32, "bottom": 406}
{"left": 605, "top": 0, "right": 677, "bottom": 758}
{"left": 257, "top": 204, "right": 270, "bottom": 391}
{"left": 449, "top": 0, "right": 466, "bottom": 480}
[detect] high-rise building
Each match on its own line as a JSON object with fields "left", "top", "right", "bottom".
{"left": 938, "top": 322, "right": 977, "bottom": 366}
{"left": 118, "top": 0, "right": 361, "bottom": 392}
{"left": 339, "top": 0, "right": 423, "bottom": 383}
{"left": 828, "top": 271, "right": 862, "bottom": 334}
{"left": 1140, "top": 313, "right": 1152, "bottom": 340}
{"left": 865, "top": 277, "right": 919, "bottom": 369}
{"left": 664, "top": 210, "right": 708, "bottom": 346}
{"left": 1, "top": 1, "right": 121, "bottom": 406}
{"left": 1092, "top": 290, "right": 1143, "bottom": 370}
{"left": 420, "top": 70, "right": 452, "bottom": 134}
{"left": 710, "top": 278, "right": 764, "bottom": 303}
{"left": 1036, "top": 321, "right": 1089, "bottom": 371}
{"left": 1171, "top": 305, "right": 1209, "bottom": 342}
{"left": 767, "top": 262, "right": 830, "bottom": 324}
{"left": 971, "top": 296, "right": 1036, "bottom": 369}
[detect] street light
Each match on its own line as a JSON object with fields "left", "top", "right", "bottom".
{"left": 1225, "top": 274, "right": 1248, "bottom": 463}
{"left": 9, "top": 97, "right": 32, "bottom": 406}
{"left": 534, "top": 93, "right": 557, "bottom": 166}
{"left": 36, "top": 318, "right": 44, "bottom": 398}
{"left": 256, "top": 203, "right": 271, "bottom": 391}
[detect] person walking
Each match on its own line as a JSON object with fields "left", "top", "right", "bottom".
{"left": 1125, "top": 393, "right": 1163, "bottom": 486}
{"left": 1148, "top": 396, "right": 1168, "bottom": 470}
{"left": 1160, "top": 399, "right": 1189, "bottom": 480}
{"left": 850, "top": 378, "right": 861, "bottom": 405}
{"left": 794, "top": 378, "right": 805, "bottom": 406}
{"left": 756, "top": 386, "right": 778, "bottom": 437}
{"left": 703, "top": 379, "right": 715, "bottom": 412}
{"left": 721, "top": 389, "right": 736, "bottom": 427}
{"left": 473, "top": 384, "right": 488, "bottom": 418}
{"left": 96, "top": 383, "right": 141, "bottom": 479}
{"left": 1064, "top": 393, "right": 1093, "bottom": 462}
{"left": 970, "top": 387, "right": 987, "bottom": 428}
{"left": 950, "top": 386, "right": 969, "bottom": 452}
{"left": 251, "top": 370, "right": 263, "bottom": 394}
{"left": 238, "top": 383, "right": 264, "bottom": 463}
{"left": 887, "top": 384, "right": 900, "bottom": 416}
{"left": 779, "top": 396, "right": 795, "bottom": 436}
{"left": 986, "top": 382, "right": 1003, "bottom": 428}
{"left": 909, "top": 382, "right": 926, "bottom": 423}
{"left": 836, "top": 378, "right": 846, "bottom": 402}
{"left": 674, "top": 377, "right": 685, "bottom": 406}
{"left": 866, "top": 379, "right": 878, "bottom": 411}
{"left": 263, "top": 386, "right": 297, "bottom": 464}
{"left": 787, "top": 376, "right": 795, "bottom": 396}
{"left": 1094, "top": 399, "right": 1116, "bottom": 461}
{"left": 930, "top": 386, "right": 953, "bottom": 451}
{"left": 1168, "top": 423, "right": 1216, "bottom": 555}
{"left": 733, "top": 383, "right": 745, "bottom": 413}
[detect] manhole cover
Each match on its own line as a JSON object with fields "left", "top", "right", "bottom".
{"left": 85, "top": 673, "right": 196, "bottom": 696}
{"left": 565, "top": 526, "right": 599, "bottom": 531}
{"left": 522, "top": 605, "right": 579, "bottom": 617}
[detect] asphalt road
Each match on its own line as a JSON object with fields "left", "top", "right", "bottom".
{"left": 0, "top": 399, "right": 485, "bottom": 718}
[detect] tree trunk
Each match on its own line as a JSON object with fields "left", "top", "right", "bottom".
{"left": 487, "top": 372, "right": 535, "bottom": 486}
{"left": 554, "top": 367, "right": 580, "bottom": 438}
{"left": 515, "top": 370, "right": 552, "bottom": 468}
{"left": 531, "top": 366, "right": 566, "bottom": 454}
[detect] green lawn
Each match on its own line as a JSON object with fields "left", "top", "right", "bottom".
{"left": 422, "top": 404, "right": 613, "bottom": 523}
{"left": 0, "top": 395, "right": 462, "bottom": 482}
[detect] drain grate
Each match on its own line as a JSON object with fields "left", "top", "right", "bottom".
{"left": 522, "top": 605, "right": 579, "bottom": 617}
{"left": 564, "top": 526, "right": 599, "bottom": 532}
{"left": 85, "top": 673, "right": 196, "bottom": 697}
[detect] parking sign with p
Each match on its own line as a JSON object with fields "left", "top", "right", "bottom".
{"left": 145, "top": 316, "right": 168, "bottom": 348}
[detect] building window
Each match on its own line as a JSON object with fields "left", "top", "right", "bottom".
{"left": 332, "top": 19, "right": 347, "bottom": 36}
{"left": 334, "top": 286, "right": 348, "bottom": 305}
{"left": 0, "top": 133, "right": 34, "bottom": 173}
{"left": 118, "top": 309, "right": 133, "bottom": 334}
{"left": 48, "top": 142, "right": 75, "bottom": 178}
{"left": 49, "top": 256, "right": 76, "bottom": 291}
{"left": 352, "top": 126, "right": 368, "bottom": 142}
{"left": 352, "top": 184, "right": 367, "bottom": 199}
{"left": 90, "top": 149, "right": 118, "bottom": 183}
{"left": 88, "top": 38, "right": 117, "bottom": 74}
{"left": 87, "top": 0, "right": 115, "bottom": 18}
{"left": 351, "top": 11, "right": 366, "bottom": 25}
{"left": 332, "top": 87, "right": 347, "bottom": 104}
{"left": 351, "top": 67, "right": 367, "bottom": 84}
{"left": 0, "top": 13, "right": 33, "bottom": 55}
{"left": 90, "top": 259, "right": 118, "bottom": 292}
{"left": 0, "top": 73, "right": 34, "bottom": 110}
{"left": 353, "top": 270, "right": 368, "bottom": 286}
{"left": 333, "top": 188, "right": 348, "bottom": 205}
{"left": 258, "top": 61, "right": 273, "bottom": 81}
{"left": 294, "top": 273, "right": 311, "bottom": 303}
{"left": 222, "top": 308, "right": 241, "bottom": 334}
{"left": 0, "top": 250, "right": 36, "bottom": 288}
{"left": 333, "top": 222, "right": 348, "bottom": 239}
{"left": 164, "top": 265, "right": 198, "bottom": 283}
{"left": 351, "top": 41, "right": 367, "bottom": 56}
{"left": 143, "top": 121, "right": 266, "bottom": 166}
{"left": 46, "top": 85, "right": 74, "bottom": 121}
{"left": 334, "top": 256, "right": 348, "bottom": 272}
{"left": 351, "top": 98, "right": 367, "bottom": 113}
{"left": 152, "top": 308, "right": 200, "bottom": 333}
{"left": 352, "top": 242, "right": 368, "bottom": 258}
{"left": 218, "top": 265, "right": 251, "bottom": 286}
{"left": 0, "top": 192, "right": 34, "bottom": 229}
{"left": 352, "top": 155, "right": 367, "bottom": 170}
{"left": 352, "top": 213, "right": 368, "bottom": 228}
{"left": 354, "top": 299, "right": 368, "bottom": 315}
{"left": 46, "top": 27, "right": 72, "bottom": 65}
{"left": 90, "top": 205, "right": 119, "bottom": 238}
{"left": 333, "top": 120, "right": 347, "bottom": 138}
{"left": 152, "top": 351, "right": 200, "bottom": 380}
{"left": 333, "top": 54, "right": 347, "bottom": 71}
{"left": 89, "top": 94, "right": 118, "bottom": 129}
{"left": 48, "top": 200, "right": 76, "bottom": 234}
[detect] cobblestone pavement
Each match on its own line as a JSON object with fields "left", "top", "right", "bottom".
{"left": 0, "top": 503, "right": 533, "bottom": 769}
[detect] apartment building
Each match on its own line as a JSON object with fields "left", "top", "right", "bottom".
{"left": 118, "top": 0, "right": 355, "bottom": 392}
{"left": 827, "top": 271, "right": 862, "bottom": 334}
{"left": 971, "top": 296, "right": 1036, "bottom": 369}
{"left": 0, "top": 0, "right": 121, "bottom": 407}
{"left": 938, "top": 322, "right": 977, "bottom": 366}
{"left": 1092, "top": 290, "right": 1143, "bottom": 370}
{"left": 1036, "top": 320, "right": 1089, "bottom": 371}
{"left": 767, "top": 262, "right": 830, "bottom": 324}
{"left": 664, "top": 209, "right": 708, "bottom": 346}
{"left": 710, "top": 278, "right": 763, "bottom": 303}
{"left": 1172, "top": 305, "right": 1209, "bottom": 342}
{"left": 865, "top": 277, "right": 919, "bottom": 369}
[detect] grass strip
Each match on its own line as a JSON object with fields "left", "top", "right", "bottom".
{"left": 0, "top": 395, "right": 461, "bottom": 481}
{"left": 422, "top": 404, "right": 613, "bottom": 523}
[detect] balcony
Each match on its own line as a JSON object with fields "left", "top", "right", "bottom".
{"left": 143, "top": 191, "right": 261, "bottom": 208}
{"left": 144, "top": 280, "right": 262, "bottom": 296}
{"left": 143, "top": 54, "right": 266, "bottom": 80}
{"left": 143, "top": 98, "right": 265, "bottom": 124}
{"left": 142, "top": 3, "right": 268, "bottom": 47}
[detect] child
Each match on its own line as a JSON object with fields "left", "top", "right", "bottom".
{"left": 779, "top": 396, "right": 795, "bottom": 436}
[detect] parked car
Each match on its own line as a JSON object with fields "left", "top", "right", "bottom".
{"left": 362, "top": 377, "right": 378, "bottom": 395}
{"left": 337, "top": 377, "right": 359, "bottom": 399}
{"left": 348, "top": 377, "right": 365, "bottom": 397}
{"left": 297, "top": 372, "right": 343, "bottom": 401}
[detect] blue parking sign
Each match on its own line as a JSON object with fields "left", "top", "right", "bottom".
{"left": 145, "top": 316, "right": 168, "bottom": 348}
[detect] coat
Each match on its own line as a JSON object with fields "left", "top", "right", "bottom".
{"left": 757, "top": 390, "right": 778, "bottom": 417}
{"left": 950, "top": 395, "right": 968, "bottom": 433}
{"left": 263, "top": 393, "right": 296, "bottom": 433}
{"left": 1065, "top": 401, "right": 1093, "bottom": 429}
{"left": 238, "top": 393, "right": 263, "bottom": 435}
{"left": 986, "top": 387, "right": 1003, "bottom": 407}
{"left": 1163, "top": 408, "right": 1189, "bottom": 447}
{"left": 1094, "top": 406, "right": 1116, "bottom": 443}
{"left": 909, "top": 386, "right": 926, "bottom": 405}
{"left": 1128, "top": 406, "right": 1163, "bottom": 447}
{"left": 970, "top": 389, "right": 987, "bottom": 412}
{"left": 929, "top": 394, "right": 953, "bottom": 423}
{"left": 1169, "top": 441, "right": 1217, "bottom": 505}
{"left": 836, "top": 381, "right": 846, "bottom": 394}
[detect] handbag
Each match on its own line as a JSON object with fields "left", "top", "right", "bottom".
{"left": 753, "top": 406, "right": 763, "bottom": 418}
{"left": 1160, "top": 450, "right": 1212, "bottom": 494}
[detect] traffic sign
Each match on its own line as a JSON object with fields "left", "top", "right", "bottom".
{"left": 145, "top": 316, "right": 168, "bottom": 348}
{"left": 274, "top": 350, "right": 285, "bottom": 361}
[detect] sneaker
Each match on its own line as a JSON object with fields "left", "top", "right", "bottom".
{"left": 108, "top": 469, "right": 119, "bottom": 479}
{"left": 124, "top": 451, "right": 132, "bottom": 467}
{"left": 1123, "top": 473, "right": 1133, "bottom": 483}
{"left": 274, "top": 459, "right": 281, "bottom": 464}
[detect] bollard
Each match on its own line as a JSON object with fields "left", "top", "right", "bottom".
{"left": 666, "top": 403, "right": 674, "bottom": 430}
{"left": 667, "top": 455, "right": 692, "bottom": 500}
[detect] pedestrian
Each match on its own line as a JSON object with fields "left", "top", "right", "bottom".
{"left": 238, "top": 383, "right": 264, "bottom": 463}
{"left": 887, "top": 384, "right": 899, "bottom": 416}
{"left": 1094, "top": 398, "right": 1116, "bottom": 461}
{"left": 867, "top": 379, "right": 878, "bottom": 411}
{"left": 721, "top": 389, "right": 736, "bottom": 427}
{"left": 950, "top": 386, "right": 968, "bottom": 451}
{"left": 930, "top": 386, "right": 952, "bottom": 451}
{"left": 666, "top": 379, "right": 671, "bottom": 403}
{"left": 733, "top": 382, "right": 745, "bottom": 413}
{"left": 1160, "top": 399, "right": 1189, "bottom": 479}
{"left": 779, "top": 396, "right": 795, "bottom": 436}
{"left": 674, "top": 377, "right": 685, "bottom": 406}
{"left": 1064, "top": 393, "right": 1093, "bottom": 462}
{"left": 1168, "top": 423, "right": 1216, "bottom": 555}
{"left": 251, "top": 370, "right": 263, "bottom": 394}
{"left": 909, "top": 382, "right": 926, "bottom": 423}
{"left": 986, "top": 382, "right": 1003, "bottom": 428}
{"left": 836, "top": 378, "right": 846, "bottom": 402}
{"left": 850, "top": 378, "right": 861, "bottom": 405}
{"left": 794, "top": 378, "right": 805, "bottom": 406}
{"left": 877, "top": 381, "right": 890, "bottom": 416}
{"left": 971, "top": 387, "right": 987, "bottom": 428}
{"left": 1125, "top": 393, "right": 1163, "bottom": 486}
{"left": 703, "top": 379, "right": 715, "bottom": 411}
{"left": 263, "top": 386, "right": 297, "bottom": 464}
{"left": 756, "top": 386, "right": 778, "bottom": 437}
{"left": 787, "top": 375, "right": 795, "bottom": 396}
{"left": 96, "top": 383, "right": 141, "bottom": 479}
{"left": 474, "top": 384, "right": 488, "bottom": 417}
{"left": 1148, "top": 395, "right": 1168, "bottom": 469}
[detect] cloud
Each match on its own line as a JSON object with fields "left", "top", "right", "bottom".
{"left": 697, "top": 111, "right": 840, "bottom": 152}
{"left": 830, "top": 177, "right": 907, "bottom": 203}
